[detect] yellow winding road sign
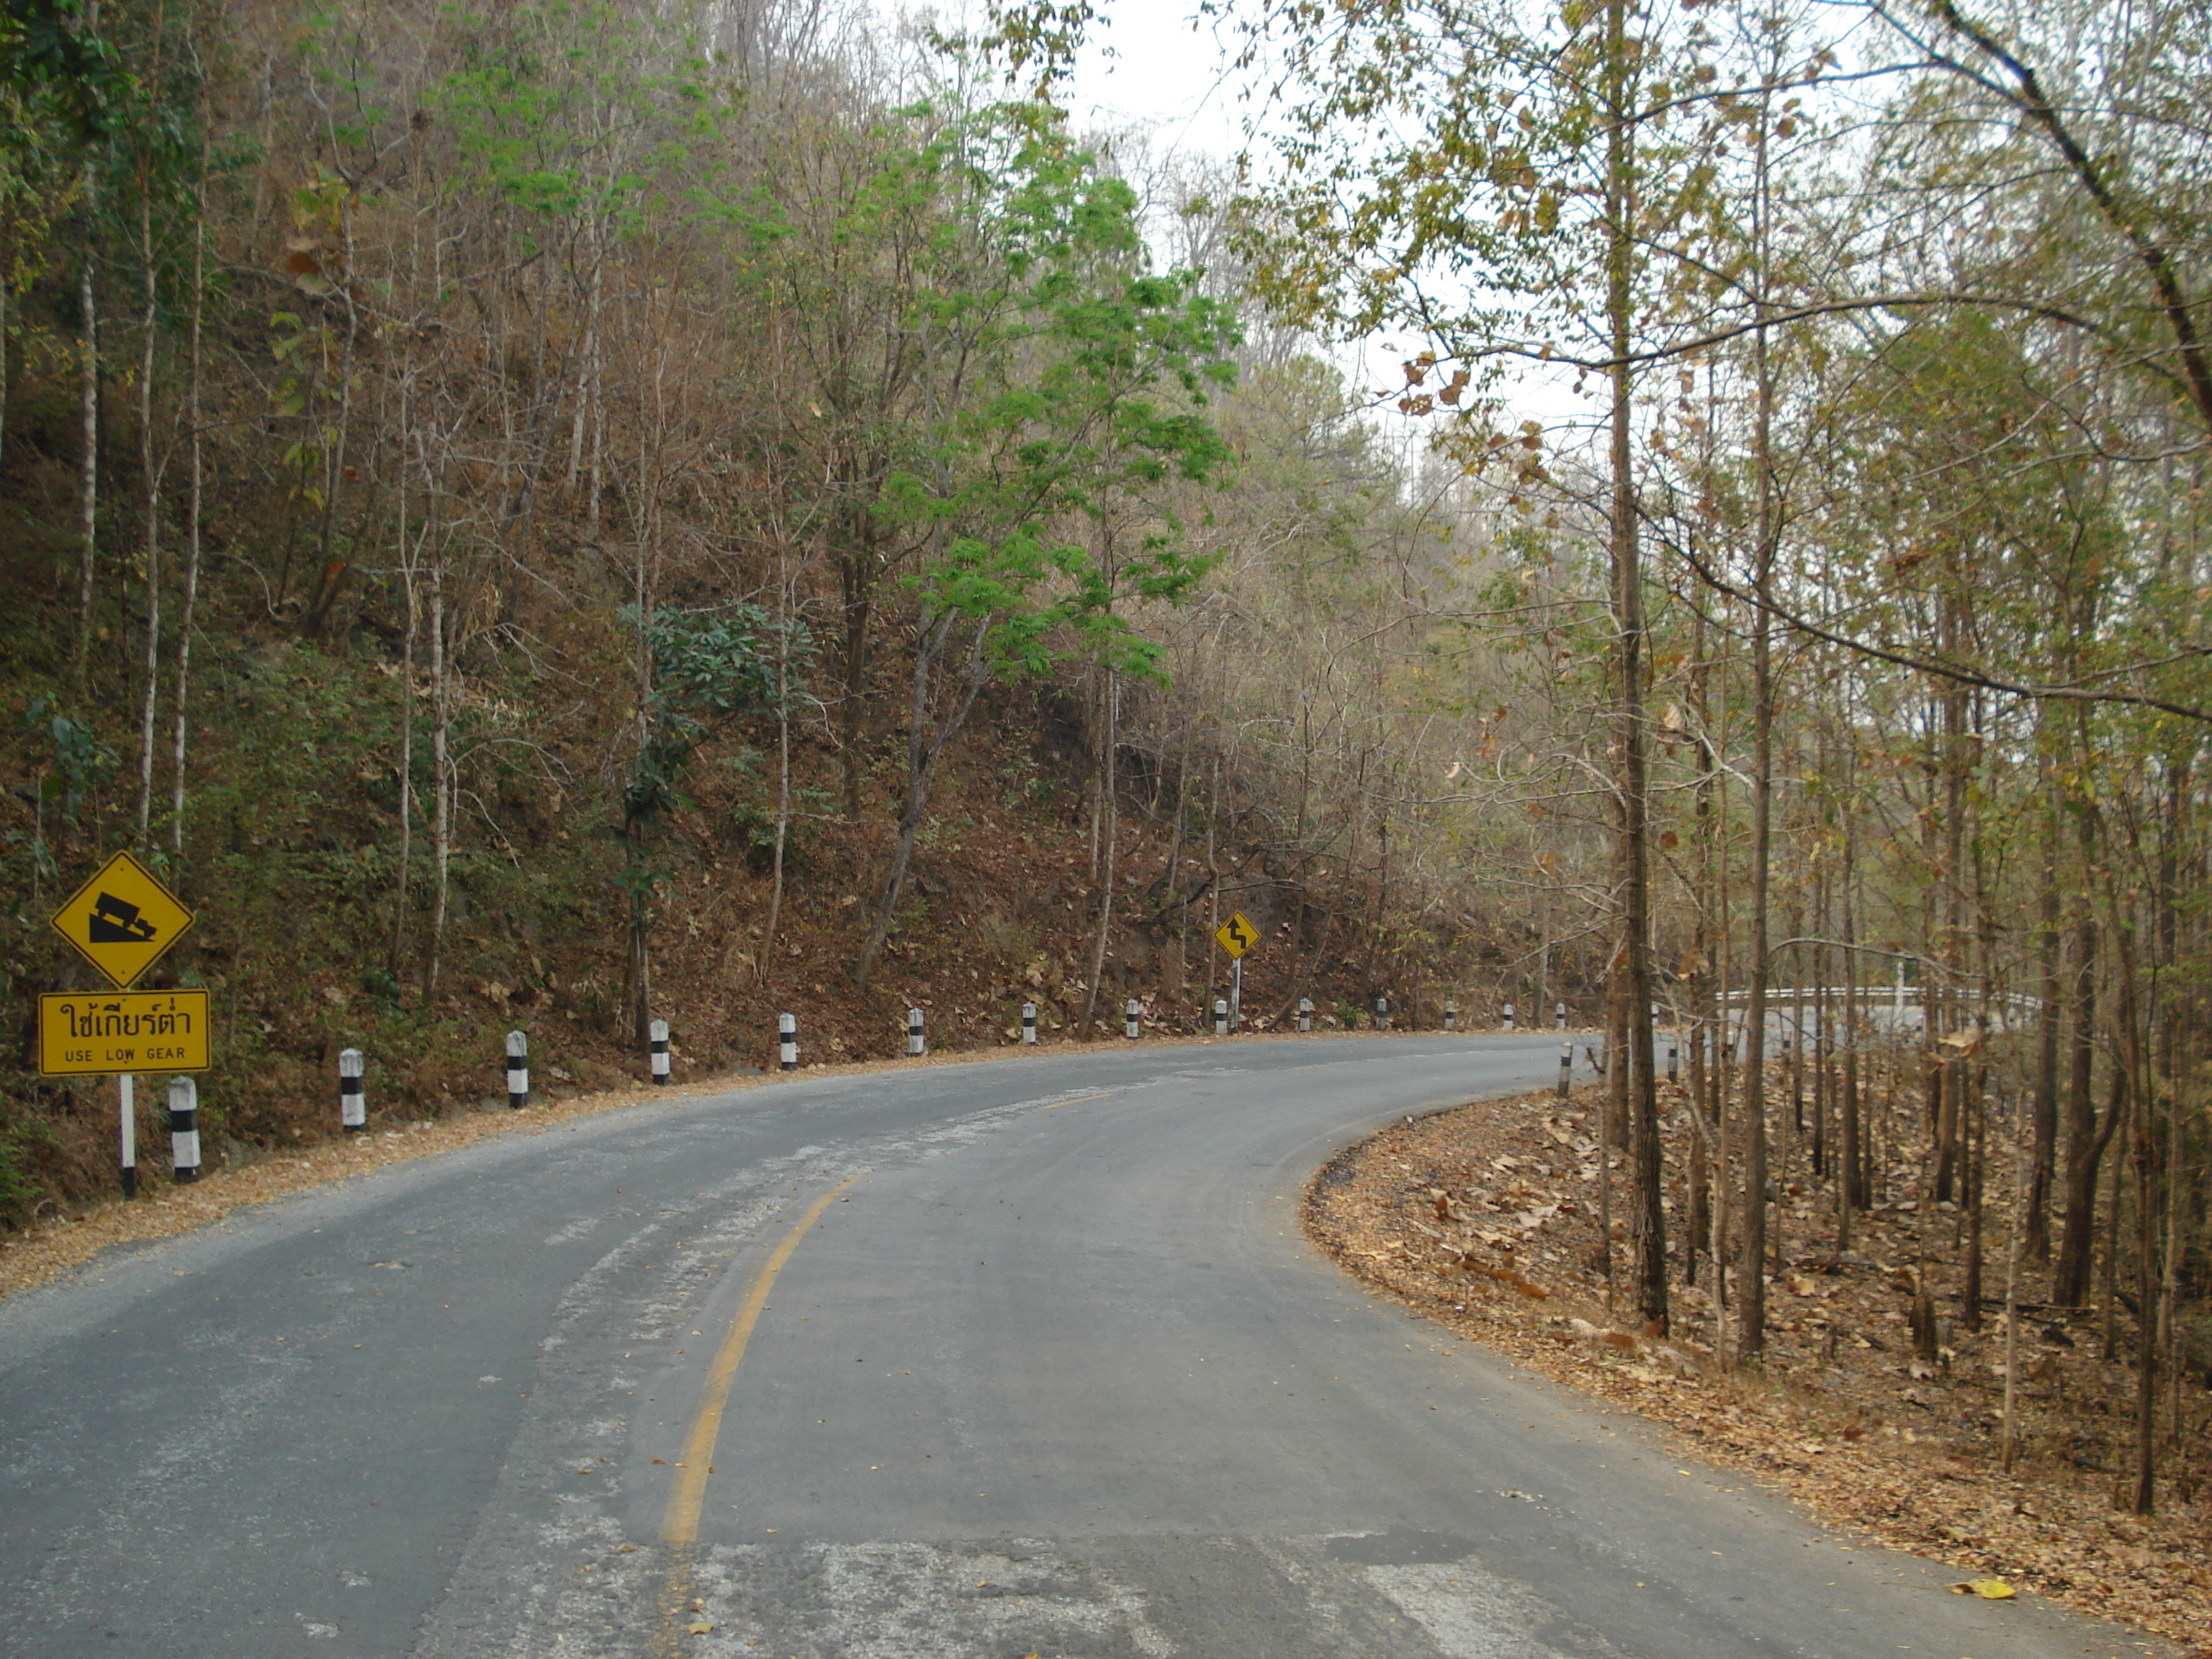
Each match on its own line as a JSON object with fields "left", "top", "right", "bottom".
{"left": 1214, "top": 911, "right": 1258, "bottom": 960}
{"left": 49, "top": 850, "right": 194, "bottom": 990}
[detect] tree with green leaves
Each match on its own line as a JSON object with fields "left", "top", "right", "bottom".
{"left": 1198, "top": 0, "right": 1732, "bottom": 1333}
{"left": 849, "top": 103, "right": 1238, "bottom": 990}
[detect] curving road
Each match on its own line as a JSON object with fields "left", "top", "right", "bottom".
{"left": 0, "top": 1037, "right": 2158, "bottom": 1658}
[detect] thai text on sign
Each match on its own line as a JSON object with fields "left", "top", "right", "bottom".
{"left": 38, "top": 991, "right": 211, "bottom": 1076}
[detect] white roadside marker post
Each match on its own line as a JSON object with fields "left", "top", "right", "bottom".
{"left": 339, "top": 1048, "right": 366, "bottom": 1132}
{"left": 1125, "top": 998, "right": 1141, "bottom": 1039}
{"left": 1021, "top": 1002, "right": 1037, "bottom": 1045}
{"left": 779, "top": 1012, "right": 797, "bottom": 1071}
{"left": 119, "top": 1074, "right": 137, "bottom": 1198}
{"left": 1503, "top": 1001, "right": 1515, "bottom": 1032}
{"left": 907, "top": 1008, "right": 925, "bottom": 1056}
{"left": 649, "top": 1018, "right": 670, "bottom": 1085}
{"left": 1298, "top": 997, "right": 1313, "bottom": 1033}
{"left": 1213, "top": 999, "right": 1228, "bottom": 1037}
{"left": 506, "top": 1030, "right": 529, "bottom": 1110}
{"left": 168, "top": 1076, "right": 200, "bottom": 1183}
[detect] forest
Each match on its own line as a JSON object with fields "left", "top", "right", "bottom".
{"left": 0, "top": 0, "right": 2207, "bottom": 1527}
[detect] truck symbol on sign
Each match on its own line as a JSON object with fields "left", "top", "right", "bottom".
{"left": 88, "top": 893, "right": 158, "bottom": 945}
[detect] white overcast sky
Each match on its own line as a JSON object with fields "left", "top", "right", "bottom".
{"left": 1063, "top": 0, "right": 1251, "bottom": 161}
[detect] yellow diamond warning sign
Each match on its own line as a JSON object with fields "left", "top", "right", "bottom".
{"left": 1213, "top": 911, "right": 1258, "bottom": 961}
{"left": 49, "top": 850, "right": 194, "bottom": 990}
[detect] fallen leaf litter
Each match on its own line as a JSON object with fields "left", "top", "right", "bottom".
{"left": 1306, "top": 1086, "right": 2211, "bottom": 1658}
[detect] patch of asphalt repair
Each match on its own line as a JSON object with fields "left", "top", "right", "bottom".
{"left": 423, "top": 1529, "right": 1623, "bottom": 1659}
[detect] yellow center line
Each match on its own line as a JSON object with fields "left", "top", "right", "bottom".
{"left": 1047, "top": 1092, "right": 1111, "bottom": 1108}
{"left": 655, "top": 1172, "right": 858, "bottom": 1653}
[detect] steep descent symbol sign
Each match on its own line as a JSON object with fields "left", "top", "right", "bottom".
{"left": 1214, "top": 911, "right": 1257, "bottom": 961}
{"left": 91, "top": 892, "right": 158, "bottom": 943}
{"left": 50, "top": 850, "right": 194, "bottom": 990}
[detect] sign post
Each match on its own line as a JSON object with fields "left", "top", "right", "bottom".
{"left": 41, "top": 851, "right": 204, "bottom": 1196}
{"left": 1213, "top": 911, "right": 1256, "bottom": 1034}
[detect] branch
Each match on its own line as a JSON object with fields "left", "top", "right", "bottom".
{"left": 1907, "top": 0, "right": 2212, "bottom": 433}
{"left": 1419, "top": 290, "right": 2108, "bottom": 379}
{"left": 1669, "top": 536, "right": 2212, "bottom": 723}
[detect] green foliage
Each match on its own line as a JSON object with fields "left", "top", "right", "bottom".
{"left": 432, "top": 0, "right": 716, "bottom": 244}
{"left": 622, "top": 605, "right": 809, "bottom": 825}
{"left": 878, "top": 104, "right": 1241, "bottom": 683}
{"left": 650, "top": 606, "right": 795, "bottom": 721}
{"left": 0, "top": 0, "right": 128, "bottom": 140}
{"left": 0, "top": 1103, "right": 53, "bottom": 1226}
{"left": 23, "top": 695, "right": 116, "bottom": 826}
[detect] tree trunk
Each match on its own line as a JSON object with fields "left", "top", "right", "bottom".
{"left": 73, "top": 251, "right": 99, "bottom": 694}
{"left": 626, "top": 819, "right": 652, "bottom": 1049}
{"left": 170, "top": 176, "right": 206, "bottom": 866}
{"left": 1606, "top": 963, "right": 1630, "bottom": 1162}
{"left": 1606, "top": 0, "right": 1665, "bottom": 1332}
{"left": 761, "top": 547, "right": 793, "bottom": 983}
{"left": 2000, "top": 1083, "right": 2029, "bottom": 1473}
{"left": 424, "top": 566, "right": 451, "bottom": 997}
{"left": 2052, "top": 814, "right": 2105, "bottom": 1305}
{"left": 1839, "top": 827, "right": 1862, "bottom": 1243}
{"left": 2099, "top": 1052, "right": 2126, "bottom": 1361}
{"left": 1079, "top": 671, "right": 1119, "bottom": 1038}
{"left": 389, "top": 457, "right": 417, "bottom": 978}
{"left": 626, "top": 534, "right": 655, "bottom": 1048}
{"left": 2131, "top": 1076, "right": 2159, "bottom": 1513}
{"left": 1600, "top": 981, "right": 1622, "bottom": 1313}
{"left": 1963, "top": 1065, "right": 1985, "bottom": 1331}
{"left": 854, "top": 613, "right": 989, "bottom": 992}
{"left": 2028, "top": 774, "right": 2062, "bottom": 1262}
{"left": 133, "top": 185, "right": 166, "bottom": 848}
{"left": 836, "top": 508, "right": 878, "bottom": 820}
{"left": 1933, "top": 601, "right": 1969, "bottom": 1206}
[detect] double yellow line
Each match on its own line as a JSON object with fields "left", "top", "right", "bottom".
{"left": 656, "top": 1172, "right": 857, "bottom": 1653}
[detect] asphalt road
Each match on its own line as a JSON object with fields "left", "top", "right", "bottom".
{"left": 0, "top": 1036, "right": 2162, "bottom": 1658}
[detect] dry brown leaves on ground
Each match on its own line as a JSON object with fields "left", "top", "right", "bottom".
{"left": 1306, "top": 1087, "right": 2212, "bottom": 1658}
